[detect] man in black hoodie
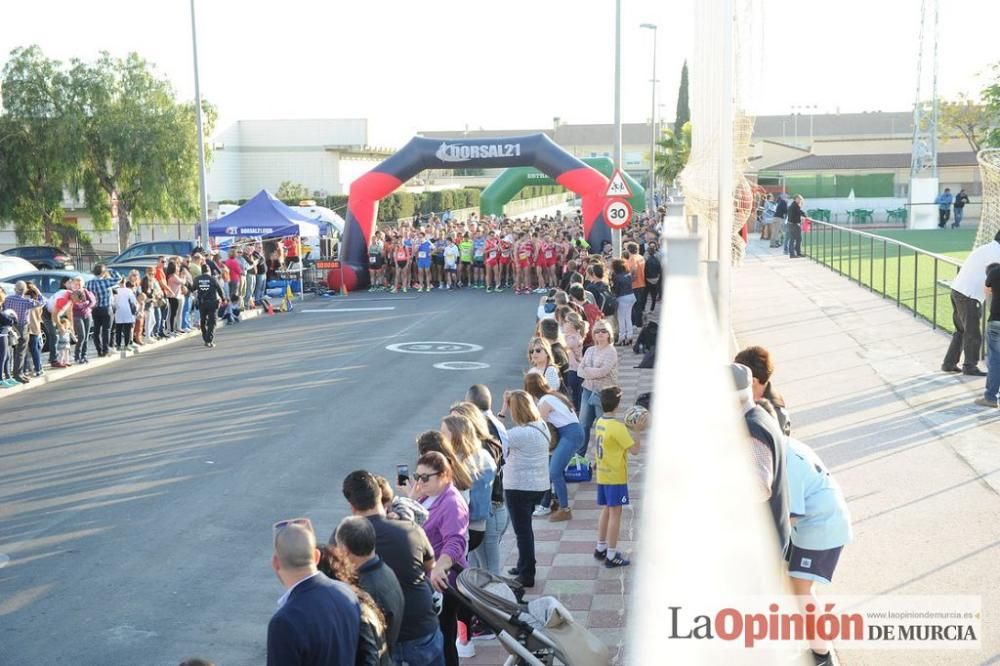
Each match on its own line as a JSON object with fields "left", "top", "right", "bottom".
{"left": 786, "top": 195, "right": 807, "bottom": 258}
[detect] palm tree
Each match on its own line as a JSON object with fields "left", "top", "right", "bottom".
{"left": 654, "top": 121, "right": 691, "bottom": 187}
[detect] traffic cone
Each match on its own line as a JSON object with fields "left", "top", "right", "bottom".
{"left": 266, "top": 299, "right": 275, "bottom": 316}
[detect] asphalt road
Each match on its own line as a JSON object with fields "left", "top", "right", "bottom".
{"left": 0, "top": 286, "right": 539, "bottom": 665}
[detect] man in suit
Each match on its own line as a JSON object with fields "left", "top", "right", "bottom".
{"left": 268, "top": 519, "right": 360, "bottom": 666}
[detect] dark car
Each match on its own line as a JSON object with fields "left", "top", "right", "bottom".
{"left": 109, "top": 240, "right": 199, "bottom": 265}
{"left": 106, "top": 257, "right": 161, "bottom": 281}
{"left": 2, "top": 245, "right": 75, "bottom": 270}
{"left": 2, "top": 269, "right": 97, "bottom": 297}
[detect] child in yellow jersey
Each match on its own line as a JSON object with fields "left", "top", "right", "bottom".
{"left": 593, "top": 386, "right": 641, "bottom": 568}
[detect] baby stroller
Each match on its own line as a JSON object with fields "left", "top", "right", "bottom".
{"left": 452, "top": 568, "right": 610, "bottom": 665}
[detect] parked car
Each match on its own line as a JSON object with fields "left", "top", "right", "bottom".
{"left": 0, "top": 255, "right": 39, "bottom": 280}
{"left": 109, "top": 240, "right": 199, "bottom": 265}
{"left": 106, "top": 257, "right": 161, "bottom": 280}
{"left": 1, "top": 245, "right": 75, "bottom": 270}
{"left": 1, "top": 270, "right": 97, "bottom": 297}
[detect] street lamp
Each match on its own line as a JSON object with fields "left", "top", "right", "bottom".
{"left": 190, "top": 0, "right": 209, "bottom": 247}
{"left": 640, "top": 23, "right": 657, "bottom": 216}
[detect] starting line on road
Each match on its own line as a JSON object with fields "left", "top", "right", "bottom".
{"left": 386, "top": 341, "right": 484, "bottom": 354}
{"left": 433, "top": 361, "right": 491, "bottom": 370}
{"left": 302, "top": 307, "right": 397, "bottom": 313}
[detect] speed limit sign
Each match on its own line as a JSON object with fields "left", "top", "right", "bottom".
{"left": 603, "top": 198, "right": 632, "bottom": 229}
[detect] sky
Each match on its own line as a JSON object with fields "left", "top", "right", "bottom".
{"left": 1, "top": 0, "right": 998, "bottom": 147}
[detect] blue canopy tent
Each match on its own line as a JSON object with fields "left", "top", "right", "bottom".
{"left": 208, "top": 190, "right": 321, "bottom": 300}
{"left": 208, "top": 189, "right": 321, "bottom": 239}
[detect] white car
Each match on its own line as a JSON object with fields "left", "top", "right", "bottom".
{"left": 0, "top": 255, "right": 37, "bottom": 280}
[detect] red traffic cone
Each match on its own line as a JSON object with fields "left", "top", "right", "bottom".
{"left": 266, "top": 300, "right": 275, "bottom": 316}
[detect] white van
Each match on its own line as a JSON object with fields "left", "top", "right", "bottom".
{"left": 0, "top": 255, "right": 37, "bottom": 280}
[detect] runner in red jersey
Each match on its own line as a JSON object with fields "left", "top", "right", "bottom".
{"left": 515, "top": 232, "right": 534, "bottom": 295}
{"left": 484, "top": 232, "right": 501, "bottom": 293}
{"left": 498, "top": 235, "right": 514, "bottom": 290}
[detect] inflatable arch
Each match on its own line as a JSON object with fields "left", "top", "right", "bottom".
{"left": 333, "top": 134, "right": 612, "bottom": 291}
{"left": 481, "top": 157, "right": 645, "bottom": 218}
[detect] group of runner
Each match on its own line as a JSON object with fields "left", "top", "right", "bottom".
{"left": 366, "top": 212, "right": 637, "bottom": 295}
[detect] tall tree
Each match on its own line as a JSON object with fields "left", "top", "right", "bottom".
{"left": 983, "top": 62, "right": 1000, "bottom": 149}
{"left": 674, "top": 60, "right": 690, "bottom": 137}
{"left": 0, "top": 46, "right": 87, "bottom": 245}
{"left": 73, "top": 52, "right": 215, "bottom": 249}
{"left": 939, "top": 94, "right": 989, "bottom": 153}
{"left": 655, "top": 121, "right": 692, "bottom": 186}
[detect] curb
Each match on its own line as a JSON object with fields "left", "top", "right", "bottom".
{"left": 0, "top": 303, "right": 288, "bottom": 400}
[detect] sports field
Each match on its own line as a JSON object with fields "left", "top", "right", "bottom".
{"left": 804, "top": 227, "right": 978, "bottom": 333}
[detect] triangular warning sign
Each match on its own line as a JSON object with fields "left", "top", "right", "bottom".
{"left": 604, "top": 169, "right": 633, "bottom": 198}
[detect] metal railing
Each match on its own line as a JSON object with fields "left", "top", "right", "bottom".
{"left": 803, "top": 220, "right": 987, "bottom": 344}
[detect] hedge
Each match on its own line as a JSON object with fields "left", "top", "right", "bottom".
{"left": 320, "top": 186, "right": 560, "bottom": 223}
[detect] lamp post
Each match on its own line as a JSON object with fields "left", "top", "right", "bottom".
{"left": 640, "top": 23, "right": 657, "bottom": 216}
{"left": 612, "top": 0, "right": 622, "bottom": 258}
{"left": 190, "top": 0, "right": 209, "bottom": 247}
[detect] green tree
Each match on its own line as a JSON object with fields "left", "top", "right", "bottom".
{"left": 983, "top": 62, "right": 1000, "bottom": 149}
{"left": 0, "top": 46, "right": 87, "bottom": 245}
{"left": 73, "top": 51, "right": 216, "bottom": 249}
{"left": 655, "top": 121, "right": 692, "bottom": 185}
{"left": 674, "top": 60, "right": 690, "bottom": 137}
{"left": 939, "top": 94, "right": 989, "bottom": 153}
{"left": 275, "top": 180, "right": 310, "bottom": 203}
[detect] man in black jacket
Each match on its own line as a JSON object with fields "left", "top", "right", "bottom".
{"left": 774, "top": 194, "right": 790, "bottom": 252}
{"left": 786, "top": 195, "right": 807, "bottom": 258}
{"left": 336, "top": 516, "right": 405, "bottom": 652}
{"left": 193, "top": 260, "right": 226, "bottom": 348}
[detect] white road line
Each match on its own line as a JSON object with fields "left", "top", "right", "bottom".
{"left": 302, "top": 307, "right": 397, "bottom": 312}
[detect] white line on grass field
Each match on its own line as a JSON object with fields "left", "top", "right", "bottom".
{"left": 302, "top": 307, "right": 396, "bottom": 313}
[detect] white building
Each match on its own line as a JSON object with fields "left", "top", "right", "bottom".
{"left": 206, "top": 118, "right": 393, "bottom": 202}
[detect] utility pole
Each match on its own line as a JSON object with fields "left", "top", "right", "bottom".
{"left": 612, "top": 0, "right": 623, "bottom": 258}
{"left": 640, "top": 23, "right": 658, "bottom": 217}
{"left": 190, "top": 0, "right": 210, "bottom": 247}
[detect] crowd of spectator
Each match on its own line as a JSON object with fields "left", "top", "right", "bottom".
{"left": 0, "top": 244, "right": 274, "bottom": 386}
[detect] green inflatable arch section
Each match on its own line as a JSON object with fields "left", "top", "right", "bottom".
{"left": 480, "top": 157, "right": 645, "bottom": 217}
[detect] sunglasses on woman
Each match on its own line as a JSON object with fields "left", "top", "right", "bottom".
{"left": 413, "top": 472, "right": 441, "bottom": 483}
{"left": 531, "top": 348, "right": 545, "bottom": 353}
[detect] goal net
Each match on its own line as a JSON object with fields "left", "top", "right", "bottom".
{"left": 678, "top": 0, "right": 761, "bottom": 265}
{"left": 976, "top": 149, "right": 1000, "bottom": 248}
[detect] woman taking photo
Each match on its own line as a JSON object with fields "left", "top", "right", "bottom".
{"left": 499, "top": 390, "right": 550, "bottom": 588}
{"left": 525, "top": 336, "right": 561, "bottom": 391}
{"left": 447, "top": 402, "right": 507, "bottom": 577}
{"left": 523, "top": 373, "right": 583, "bottom": 522}
{"left": 611, "top": 258, "right": 636, "bottom": 346}
{"left": 410, "top": 451, "right": 469, "bottom": 666}
{"left": 577, "top": 319, "right": 619, "bottom": 457}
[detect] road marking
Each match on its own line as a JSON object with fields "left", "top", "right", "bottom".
{"left": 339, "top": 297, "right": 416, "bottom": 302}
{"left": 433, "top": 361, "right": 491, "bottom": 370}
{"left": 386, "top": 341, "right": 484, "bottom": 354}
{"left": 303, "top": 307, "right": 396, "bottom": 313}
{"left": 0, "top": 553, "right": 8, "bottom": 569}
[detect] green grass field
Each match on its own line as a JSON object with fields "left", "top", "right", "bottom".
{"left": 804, "top": 227, "right": 978, "bottom": 333}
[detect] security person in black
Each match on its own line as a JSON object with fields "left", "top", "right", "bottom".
{"left": 194, "top": 265, "right": 226, "bottom": 348}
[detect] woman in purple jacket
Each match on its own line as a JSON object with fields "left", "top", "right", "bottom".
{"left": 414, "top": 451, "right": 469, "bottom": 666}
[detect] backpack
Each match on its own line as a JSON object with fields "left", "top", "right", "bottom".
{"left": 594, "top": 284, "right": 617, "bottom": 316}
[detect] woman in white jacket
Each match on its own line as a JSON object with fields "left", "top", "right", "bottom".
{"left": 113, "top": 281, "right": 138, "bottom": 352}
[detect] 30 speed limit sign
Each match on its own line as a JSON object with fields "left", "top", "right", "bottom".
{"left": 603, "top": 198, "right": 633, "bottom": 229}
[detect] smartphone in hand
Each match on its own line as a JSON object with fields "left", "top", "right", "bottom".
{"left": 396, "top": 464, "right": 409, "bottom": 487}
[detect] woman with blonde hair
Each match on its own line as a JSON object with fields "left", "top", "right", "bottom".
{"left": 577, "top": 318, "right": 619, "bottom": 456}
{"left": 416, "top": 430, "right": 472, "bottom": 491}
{"left": 449, "top": 402, "right": 508, "bottom": 579}
{"left": 525, "top": 336, "right": 560, "bottom": 391}
{"left": 523, "top": 373, "right": 583, "bottom": 522}
{"left": 562, "top": 312, "right": 588, "bottom": 411}
{"left": 498, "top": 390, "right": 550, "bottom": 587}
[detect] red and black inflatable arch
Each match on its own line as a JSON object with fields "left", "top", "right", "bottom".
{"left": 331, "top": 133, "right": 611, "bottom": 291}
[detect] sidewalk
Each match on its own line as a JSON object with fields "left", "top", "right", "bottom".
{"left": 734, "top": 239, "right": 1000, "bottom": 665}
{"left": 0, "top": 304, "right": 277, "bottom": 400}
{"left": 465, "top": 343, "right": 655, "bottom": 666}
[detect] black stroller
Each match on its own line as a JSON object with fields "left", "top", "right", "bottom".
{"left": 450, "top": 568, "right": 610, "bottom": 665}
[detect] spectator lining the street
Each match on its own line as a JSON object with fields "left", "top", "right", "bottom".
{"left": 523, "top": 372, "right": 583, "bottom": 522}
{"left": 577, "top": 319, "right": 619, "bottom": 456}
